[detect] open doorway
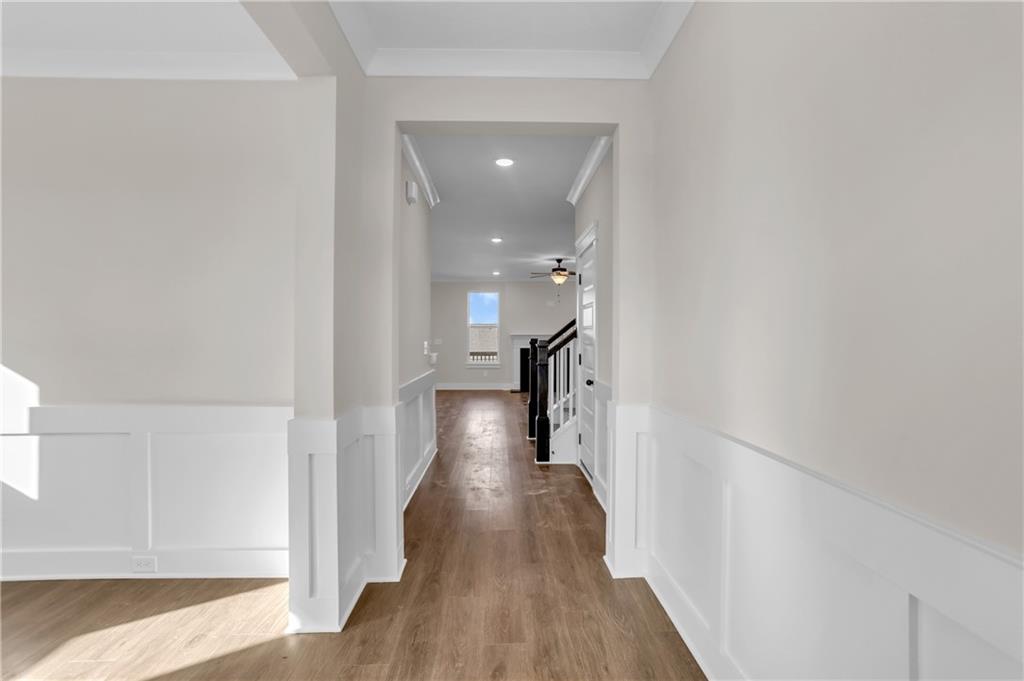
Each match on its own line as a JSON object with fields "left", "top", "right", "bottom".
{"left": 395, "top": 123, "right": 614, "bottom": 513}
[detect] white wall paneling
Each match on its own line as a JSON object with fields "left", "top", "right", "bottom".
{"left": 361, "top": 405, "right": 405, "bottom": 584}
{"left": 2, "top": 405, "right": 291, "bottom": 581}
{"left": 287, "top": 416, "right": 342, "bottom": 633}
{"left": 288, "top": 402, "right": 410, "bottom": 633}
{"left": 604, "top": 402, "right": 652, "bottom": 579}
{"left": 398, "top": 370, "right": 438, "bottom": 509}
{"left": 622, "top": 405, "right": 1024, "bottom": 680}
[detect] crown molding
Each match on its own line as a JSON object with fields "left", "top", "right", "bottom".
{"left": 329, "top": 2, "right": 692, "bottom": 81}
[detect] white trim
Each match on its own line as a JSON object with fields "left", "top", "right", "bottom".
{"left": 575, "top": 221, "right": 599, "bottom": 254}
{"left": 659, "top": 407, "right": 1022, "bottom": 569}
{"left": 367, "top": 48, "right": 652, "bottom": 80}
{"left": 404, "top": 445, "right": 438, "bottom": 511}
{"left": 327, "top": 1, "right": 376, "bottom": 73}
{"left": 287, "top": 416, "right": 340, "bottom": 633}
{"left": 567, "top": 139, "right": 612, "bottom": 206}
{"left": 24, "top": 404, "right": 291, "bottom": 435}
{"left": 2, "top": 548, "right": 287, "bottom": 582}
{"left": 647, "top": 552, "right": 743, "bottom": 680}
{"left": 574, "top": 222, "right": 602, "bottom": 512}
{"left": 640, "top": 2, "right": 695, "bottom": 75}
{"left": 1, "top": 47, "right": 297, "bottom": 82}
{"left": 604, "top": 402, "right": 651, "bottom": 578}
{"left": 400, "top": 134, "right": 440, "bottom": 208}
{"left": 327, "top": 2, "right": 693, "bottom": 80}
{"left": 398, "top": 369, "right": 436, "bottom": 404}
{"left": 436, "top": 383, "right": 513, "bottom": 391}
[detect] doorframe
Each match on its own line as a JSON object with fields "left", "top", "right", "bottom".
{"left": 575, "top": 220, "right": 598, "bottom": 479}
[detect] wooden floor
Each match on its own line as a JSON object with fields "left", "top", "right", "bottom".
{"left": 2, "top": 391, "right": 705, "bottom": 681}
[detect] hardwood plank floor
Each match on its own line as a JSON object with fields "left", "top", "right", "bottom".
{"left": 2, "top": 391, "right": 705, "bottom": 681}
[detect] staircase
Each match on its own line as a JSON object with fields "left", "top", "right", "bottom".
{"left": 527, "top": 319, "right": 578, "bottom": 464}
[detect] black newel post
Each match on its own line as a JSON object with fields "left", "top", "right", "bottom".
{"left": 528, "top": 339, "right": 539, "bottom": 440}
{"left": 535, "top": 339, "right": 550, "bottom": 463}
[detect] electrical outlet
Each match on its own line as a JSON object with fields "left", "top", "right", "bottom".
{"left": 132, "top": 555, "right": 157, "bottom": 573}
{"left": 423, "top": 340, "right": 430, "bottom": 356}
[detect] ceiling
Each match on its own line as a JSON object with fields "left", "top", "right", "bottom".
{"left": 416, "top": 134, "right": 592, "bottom": 282}
{"left": 1, "top": 2, "right": 294, "bottom": 80}
{"left": 330, "top": 1, "right": 693, "bottom": 79}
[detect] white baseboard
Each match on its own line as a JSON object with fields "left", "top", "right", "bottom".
{"left": 337, "top": 556, "right": 369, "bottom": 632}
{"left": 2, "top": 548, "right": 287, "bottom": 581}
{"left": 590, "top": 470, "right": 608, "bottom": 511}
{"left": 436, "top": 382, "right": 513, "bottom": 391}
{"left": 404, "top": 445, "right": 438, "bottom": 510}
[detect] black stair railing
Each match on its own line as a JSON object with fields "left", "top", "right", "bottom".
{"left": 530, "top": 319, "right": 576, "bottom": 463}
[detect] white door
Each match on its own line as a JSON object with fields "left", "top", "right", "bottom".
{"left": 576, "top": 224, "right": 598, "bottom": 480}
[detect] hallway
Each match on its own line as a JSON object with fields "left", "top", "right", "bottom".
{"left": 2, "top": 391, "right": 704, "bottom": 681}
{"left": 373, "top": 390, "right": 706, "bottom": 680}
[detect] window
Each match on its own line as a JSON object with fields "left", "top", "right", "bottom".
{"left": 467, "top": 291, "right": 499, "bottom": 365}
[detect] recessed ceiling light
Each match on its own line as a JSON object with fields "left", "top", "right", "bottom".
{"left": 495, "top": 158, "right": 514, "bottom": 167}
{"left": 492, "top": 271, "right": 501, "bottom": 276}
{"left": 490, "top": 237, "right": 503, "bottom": 243}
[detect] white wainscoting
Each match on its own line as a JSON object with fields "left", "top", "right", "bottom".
{"left": 287, "top": 396, "right": 422, "bottom": 634}
{"left": 1, "top": 405, "right": 292, "bottom": 581}
{"left": 288, "top": 405, "right": 407, "bottom": 634}
{"left": 609, "top": 404, "right": 1024, "bottom": 680}
{"left": 398, "top": 370, "right": 438, "bottom": 509}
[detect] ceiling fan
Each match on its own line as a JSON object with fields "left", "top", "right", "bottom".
{"left": 530, "top": 258, "right": 576, "bottom": 285}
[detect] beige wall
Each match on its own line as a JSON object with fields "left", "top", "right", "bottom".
{"left": 292, "top": 77, "right": 338, "bottom": 419}
{"left": 431, "top": 281, "right": 576, "bottom": 387}
{"left": 574, "top": 150, "right": 614, "bottom": 385}
{"left": 398, "top": 160, "right": 432, "bottom": 385}
{"left": 1, "top": 77, "right": 311, "bottom": 406}
{"left": 650, "top": 3, "right": 1022, "bottom": 552}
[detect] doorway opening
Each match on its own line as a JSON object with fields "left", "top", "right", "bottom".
{"left": 395, "top": 121, "right": 615, "bottom": 516}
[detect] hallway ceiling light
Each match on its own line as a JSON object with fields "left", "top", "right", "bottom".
{"left": 490, "top": 237, "right": 503, "bottom": 243}
{"left": 495, "top": 158, "right": 514, "bottom": 167}
{"left": 492, "top": 271, "right": 501, "bottom": 276}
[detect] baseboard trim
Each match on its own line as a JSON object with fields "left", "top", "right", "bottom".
{"left": 647, "top": 553, "right": 740, "bottom": 680}
{"left": 338, "top": 557, "right": 369, "bottom": 631}
{"left": 404, "top": 445, "right": 438, "bottom": 509}
{"left": 2, "top": 547, "right": 288, "bottom": 581}
{"left": 589, "top": 470, "right": 608, "bottom": 512}
{"left": 436, "top": 382, "right": 513, "bottom": 391}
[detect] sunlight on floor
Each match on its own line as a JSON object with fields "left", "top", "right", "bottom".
{"left": 9, "top": 582, "right": 289, "bottom": 681}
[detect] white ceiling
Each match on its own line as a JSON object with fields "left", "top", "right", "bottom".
{"left": 416, "top": 134, "right": 593, "bottom": 282}
{"left": 1, "top": 2, "right": 294, "bottom": 80}
{"left": 330, "top": 1, "right": 693, "bottom": 79}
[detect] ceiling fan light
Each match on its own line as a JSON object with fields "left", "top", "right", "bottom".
{"left": 550, "top": 271, "right": 569, "bottom": 285}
